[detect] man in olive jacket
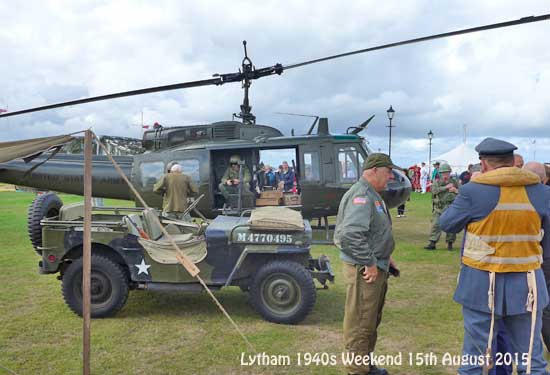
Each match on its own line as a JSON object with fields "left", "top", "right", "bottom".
{"left": 153, "top": 163, "right": 198, "bottom": 220}
{"left": 334, "top": 153, "right": 398, "bottom": 375}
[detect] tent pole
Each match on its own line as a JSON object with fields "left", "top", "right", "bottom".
{"left": 82, "top": 129, "right": 92, "bottom": 375}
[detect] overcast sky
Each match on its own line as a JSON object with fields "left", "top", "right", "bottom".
{"left": 1, "top": 0, "right": 549, "bottom": 168}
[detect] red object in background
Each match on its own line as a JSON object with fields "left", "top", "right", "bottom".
{"left": 142, "top": 125, "right": 150, "bottom": 129}
{"left": 291, "top": 174, "right": 297, "bottom": 193}
{"left": 153, "top": 122, "right": 161, "bottom": 129}
{"left": 407, "top": 165, "right": 422, "bottom": 192}
{"left": 0, "top": 108, "right": 7, "bottom": 113}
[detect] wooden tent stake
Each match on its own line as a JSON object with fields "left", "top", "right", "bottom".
{"left": 82, "top": 129, "right": 92, "bottom": 375}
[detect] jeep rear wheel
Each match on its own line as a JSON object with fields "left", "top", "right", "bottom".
{"left": 250, "top": 260, "right": 316, "bottom": 324}
{"left": 28, "top": 193, "right": 62, "bottom": 255}
{"left": 62, "top": 254, "right": 129, "bottom": 318}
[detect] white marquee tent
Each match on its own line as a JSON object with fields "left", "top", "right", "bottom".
{"left": 431, "top": 143, "right": 478, "bottom": 174}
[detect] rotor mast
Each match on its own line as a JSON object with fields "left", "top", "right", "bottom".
{"left": 233, "top": 41, "right": 256, "bottom": 124}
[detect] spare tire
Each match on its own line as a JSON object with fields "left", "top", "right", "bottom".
{"left": 28, "top": 193, "right": 63, "bottom": 254}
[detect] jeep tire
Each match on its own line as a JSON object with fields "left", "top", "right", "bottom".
{"left": 250, "top": 260, "right": 316, "bottom": 324}
{"left": 62, "top": 254, "right": 129, "bottom": 318}
{"left": 28, "top": 193, "right": 63, "bottom": 255}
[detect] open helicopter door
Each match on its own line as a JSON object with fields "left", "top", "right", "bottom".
{"left": 299, "top": 144, "right": 332, "bottom": 244}
{"left": 210, "top": 149, "right": 256, "bottom": 213}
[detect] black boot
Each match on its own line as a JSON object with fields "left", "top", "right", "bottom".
{"left": 368, "top": 366, "right": 389, "bottom": 375}
{"left": 447, "top": 242, "right": 453, "bottom": 250}
{"left": 424, "top": 241, "right": 436, "bottom": 250}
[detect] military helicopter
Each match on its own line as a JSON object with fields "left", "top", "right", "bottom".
{"left": 0, "top": 13, "right": 548, "bottom": 226}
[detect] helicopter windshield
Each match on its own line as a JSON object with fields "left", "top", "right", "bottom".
{"left": 337, "top": 145, "right": 364, "bottom": 182}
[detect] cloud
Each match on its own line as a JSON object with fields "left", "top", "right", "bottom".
{"left": 1, "top": 0, "right": 549, "bottom": 168}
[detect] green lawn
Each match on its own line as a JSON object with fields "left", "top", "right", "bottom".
{"left": 0, "top": 191, "right": 465, "bottom": 375}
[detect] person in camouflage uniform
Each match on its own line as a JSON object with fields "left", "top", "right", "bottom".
{"left": 218, "top": 155, "right": 252, "bottom": 201}
{"left": 424, "top": 163, "right": 459, "bottom": 250}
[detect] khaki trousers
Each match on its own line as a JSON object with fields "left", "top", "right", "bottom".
{"left": 343, "top": 262, "right": 388, "bottom": 375}
{"left": 429, "top": 211, "right": 457, "bottom": 243}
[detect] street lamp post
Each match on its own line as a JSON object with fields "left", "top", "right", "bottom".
{"left": 428, "top": 130, "right": 434, "bottom": 178}
{"left": 386, "top": 105, "right": 395, "bottom": 157}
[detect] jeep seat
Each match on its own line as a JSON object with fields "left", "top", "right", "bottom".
{"left": 141, "top": 208, "right": 164, "bottom": 241}
{"left": 59, "top": 202, "right": 84, "bottom": 221}
{"left": 123, "top": 214, "right": 145, "bottom": 237}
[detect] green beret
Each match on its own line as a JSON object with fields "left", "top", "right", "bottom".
{"left": 363, "top": 153, "right": 397, "bottom": 170}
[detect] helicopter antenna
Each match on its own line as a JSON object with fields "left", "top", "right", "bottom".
{"left": 346, "top": 114, "right": 376, "bottom": 135}
{"left": 274, "top": 112, "right": 319, "bottom": 135}
{"left": 2, "top": 13, "right": 549, "bottom": 119}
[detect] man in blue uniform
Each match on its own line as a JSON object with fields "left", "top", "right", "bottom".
{"left": 277, "top": 161, "right": 295, "bottom": 191}
{"left": 440, "top": 138, "right": 550, "bottom": 375}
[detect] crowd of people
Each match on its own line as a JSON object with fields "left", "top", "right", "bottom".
{"left": 153, "top": 156, "right": 299, "bottom": 214}
{"left": 334, "top": 138, "right": 550, "bottom": 375}
{"left": 152, "top": 144, "right": 550, "bottom": 375}
{"left": 256, "top": 160, "right": 296, "bottom": 192}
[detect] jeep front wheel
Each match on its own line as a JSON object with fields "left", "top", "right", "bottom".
{"left": 62, "top": 254, "right": 129, "bottom": 318}
{"left": 250, "top": 260, "right": 316, "bottom": 324}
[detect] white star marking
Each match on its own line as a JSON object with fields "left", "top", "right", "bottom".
{"left": 135, "top": 259, "right": 151, "bottom": 276}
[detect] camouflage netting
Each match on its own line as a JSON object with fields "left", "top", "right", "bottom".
{"left": 0, "top": 134, "right": 75, "bottom": 163}
{"left": 249, "top": 206, "right": 304, "bottom": 231}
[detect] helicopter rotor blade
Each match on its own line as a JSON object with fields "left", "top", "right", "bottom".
{"left": 1, "top": 13, "right": 548, "bottom": 119}
{"left": 283, "top": 13, "right": 550, "bottom": 70}
{"left": 0, "top": 63, "right": 283, "bottom": 118}
{"left": 0, "top": 77, "right": 222, "bottom": 118}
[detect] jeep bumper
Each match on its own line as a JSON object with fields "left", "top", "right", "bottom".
{"left": 309, "top": 254, "right": 335, "bottom": 288}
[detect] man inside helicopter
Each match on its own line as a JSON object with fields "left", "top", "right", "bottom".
{"left": 277, "top": 161, "right": 295, "bottom": 192}
{"left": 218, "top": 154, "right": 252, "bottom": 205}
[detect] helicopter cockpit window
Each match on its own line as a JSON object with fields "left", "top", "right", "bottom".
{"left": 303, "top": 152, "right": 320, "bottom": 181}
{"left": 338, "top": 146, "right": 361, "bottom": 182}
{"left": 173, "top": 159, "right": 200, "bottom": 183}
{"left": 358, "top": 152, "right": 365, "bottom": 170}
{"left": 140, "top": 161, "right": 164, "bottom": 188}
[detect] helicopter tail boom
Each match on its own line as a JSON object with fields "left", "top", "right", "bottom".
{"left": 0, "top": 153, "right": 134, "bottom": 200}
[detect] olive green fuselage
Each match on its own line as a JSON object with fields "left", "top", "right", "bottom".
{"left": 0, "top": 121, "right": 411, "bottom": 219}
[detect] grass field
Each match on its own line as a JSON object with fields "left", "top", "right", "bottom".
{"left": 0, "top": 191, "right": 465, "bottom": 375}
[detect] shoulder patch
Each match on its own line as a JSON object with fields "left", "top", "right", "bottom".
{"left": 353, "top": 197, "right": 368, "bottom": 205}
{"left": 374, "top": 200, "right": 385, "bottom": 213}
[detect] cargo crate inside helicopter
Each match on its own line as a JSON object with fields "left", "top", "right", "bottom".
{"left": 210, "top": 147, "right": 301, "bottom": 210}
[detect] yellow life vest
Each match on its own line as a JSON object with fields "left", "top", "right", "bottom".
{"left": 463, "top": 167, "right": 543, "bottom": 273}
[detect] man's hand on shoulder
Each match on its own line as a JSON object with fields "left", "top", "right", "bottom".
{"left": 448, "top": 185, "right": 458, "bottom": 193}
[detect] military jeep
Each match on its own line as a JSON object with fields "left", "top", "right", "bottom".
{"left": 28, "top": 193, "right": 334, "bottom": 324}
